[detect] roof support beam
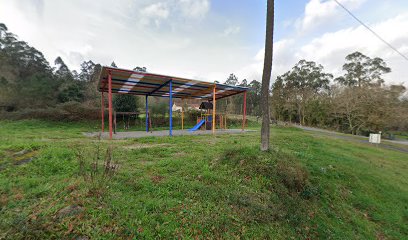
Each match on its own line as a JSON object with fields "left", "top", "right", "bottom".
{"left": 148, "top": 79, "right": 171, "bottom": 96}
{"left": 188, "top": 86, "right": 213, "bottom": 98}
{"left": 211, "top": 90, "right": 246, "bottom": 101}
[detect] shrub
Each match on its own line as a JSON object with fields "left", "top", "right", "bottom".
{"left": 0, "top": 102, "right": 100, "bottom": 121}
{"left": 276, "top": 159, "right": 309, "bottom": 193}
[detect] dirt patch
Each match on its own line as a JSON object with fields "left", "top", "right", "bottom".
{"left": 14, "top": 157, "right": 35, "bottom": 165}
{"left": 0, "top": 194, "right": 8, "bottom": 206}
{"left": 173, "top": 151, "right": 187, "bottom": 157}
{"left": 139, "top": 160, "right": 155, "bottom": 166}
{"left": 56, "top": 205, "right": 84, "bottom": 219}
{"left": 123, "top": 143, "right": 170, "bottom": 150}
{"left": 13, "top": 150, "right": 38, "bottom": 166}
{"left": 151, "top": 175, "right": 165, "bottom": 184}
{"left": 13, "top": 149, "right": 30, "bottom": 157}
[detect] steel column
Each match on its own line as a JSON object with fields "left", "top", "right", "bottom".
{"left": 169, "top": 80, "right": 173, "bottom": 136}
{"left": 242, "top": 91, "right": 247, "bottom": 131}
{"left": 181, "top": 98, "right": 184, "bottom": 130}
{"left": 145, "top": 95, "right": 149, "bottom": 132}
{"left": 101, "top": 92, "right": 104, "bottom": 132}
{"left": 108, "top": 70, "right": 113, "bottom": 139}
{"left": 212, "top": 85, "right": 216, "bottom": 135}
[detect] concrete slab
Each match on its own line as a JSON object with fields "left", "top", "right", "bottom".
{"left": 84, "top": 129, "right": 256, "bottom": 139}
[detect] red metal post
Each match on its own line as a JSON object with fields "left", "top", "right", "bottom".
{"left": 212, "top": 85, "right": 216, "bottom": 135}
{"left": 108, "top": 70, "right": 113, "bottom": 139}
{"left": 101, "top": 91, "right": 105, "bottom": 132}
{"left": 242, "top": 91, "right": 247, "bottom": 131}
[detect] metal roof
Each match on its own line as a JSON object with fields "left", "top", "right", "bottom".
{"left": 98, "top": 66, "right": 248, "bottom": 100}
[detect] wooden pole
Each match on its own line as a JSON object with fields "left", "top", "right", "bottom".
{"left": 108, "top": 70, "right": 113, "bottom": 139}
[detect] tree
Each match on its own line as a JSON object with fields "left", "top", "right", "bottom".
{"left": 54, "top": 57, "right": 73, "bottom": 80}
{"left": 260, "top": 0, "right": 274, "bottom": 151}
{"left": 335, "top": 52, "right": 391, "bottom": 87}
{"left": 133, "top": 66, "right": 147, "bottom": 72}
{"left": 57, "top": 82, "right": 84, "bottom": 103}
{"left": 111, "top": 61, "right": 117, "bottom": 68}
{"left": 219, "top": 74, "right": 240, "bottom": 114}
{"left": 248, "top": 80, "right": 261, "bottom": 116}
{"left": 282, "top": 60, "right": 332, "bottom": 125}
{"left": 239, "top": 79, "right": 248, "bottom": 87}
{"left": 78, "top": 60, "right": 96, "bottom": 81}
{"left": 225, "top": 73, "right": 238, "bottom": 86}
{"left": 113, "top": 94, "right": 139, "bottom": 112}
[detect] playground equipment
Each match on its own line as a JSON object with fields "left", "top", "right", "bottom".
{"left": 98, "top": 66, "right": 249, "bottom": 139}
{"left": 113, "top": 111, "right": 152, "bottom": 134}
{"left": 113, "top": 111, "right": 139, "bottom": 133}
{"left": 189, "top": 102, "right": 228, "bottom": 132}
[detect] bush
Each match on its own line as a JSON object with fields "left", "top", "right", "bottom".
{"left": 276, "top": 159, "right": 309, "bottom": 193}
{"left": 113, "top": 94, "right": 139, "bottom": 112}
{"left": 0, "top": 102, "right": 101, "bottom": 121}
{"left": 221, "top": 146, "right": 310, "bottom": 194}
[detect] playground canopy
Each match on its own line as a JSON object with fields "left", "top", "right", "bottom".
{"left": 98, "top": 66, "right": 249, "bottom": 139}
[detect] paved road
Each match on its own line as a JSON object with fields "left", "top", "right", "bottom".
{"left": 295, "top": 125, "right": 408, "bottom": 154}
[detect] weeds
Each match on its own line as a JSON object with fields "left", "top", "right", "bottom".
{"left": 76, "top": 134, "right": 119, "bottom": 197}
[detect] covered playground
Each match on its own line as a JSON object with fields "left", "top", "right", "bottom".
{"left": 97, "top": 66, "right": 250, "bottom": 139}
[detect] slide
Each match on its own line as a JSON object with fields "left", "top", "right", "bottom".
{"left": 189, "top": 119, "right": 205, "bottom": 132}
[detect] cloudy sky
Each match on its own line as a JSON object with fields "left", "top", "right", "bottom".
{"left": 0, "top": 0, "right": 407, "bottom": 85}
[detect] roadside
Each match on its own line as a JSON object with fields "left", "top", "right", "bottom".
{"left": 294, "top": 125, "right": 408, "bottom": 154}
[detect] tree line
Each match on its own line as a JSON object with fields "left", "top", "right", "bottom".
{"left": 1, "top": 22, "right": 406, "bottom": 135}
{"left": 271, "top": 52, "right": 408, "bottom": 135}
{"left": 0, "top": 23, "right": 101, "bottom": 111}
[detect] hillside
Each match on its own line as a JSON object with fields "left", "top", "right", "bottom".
{"left": 0, "top": 120, "right": 407, "bottom": 239}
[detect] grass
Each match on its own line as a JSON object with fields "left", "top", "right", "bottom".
{"left": 0, "top": 120, "right": 407, "bottom": 239}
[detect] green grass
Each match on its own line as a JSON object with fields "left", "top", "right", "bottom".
{"left": 0, "top": 120, "right": 407, "bottom": 239}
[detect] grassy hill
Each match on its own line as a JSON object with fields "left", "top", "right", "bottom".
{"left": 0, "top": 120, "right": 407, "bottom": 239}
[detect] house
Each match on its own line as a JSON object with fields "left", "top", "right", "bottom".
{"left": 188, "top": 103, "right": 200, "bottom": 110}
{"left": 172, "top": 103, "right": 182, "bottom": 112}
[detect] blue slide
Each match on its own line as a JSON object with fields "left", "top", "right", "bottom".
{"left": 189, "top": 119, "right": 205, "bottom": 132}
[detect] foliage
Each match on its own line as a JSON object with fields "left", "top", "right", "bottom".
{"left": 335, "top": 51, "right": 391, "bottom": 87}
{"left": 0, "top": 102, "right": 101, "bottom": 121}
{"left": 271, "top": 55, "right": 408, "bottom": 135}
{"left": 271, "top": 60, "right": 333, "bottom": 125}
{"left": 149, "top": 98, "right": 169, "bottom": 116}
{"left": 112, "top": 94, "right": 139, "bottom": 113}
{"left": 0, "top": 121, "right": 407, "bottom": 239}
{"left": 1, "top": 22, "right": 407, "bottom": 137}
{"left": 0, "top": 23, "right": 101, "bottom": 110}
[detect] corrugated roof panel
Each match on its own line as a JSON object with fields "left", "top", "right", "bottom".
{"left": 98, "top": 66, "right": 248, "bottom": 100}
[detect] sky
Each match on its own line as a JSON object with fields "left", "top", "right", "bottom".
{"left": 0, "top": 0, "right": 407, "bottom": 85}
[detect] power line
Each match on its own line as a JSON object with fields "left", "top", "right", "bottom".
{"left": 333, "top": 0, "right": 408, "bottom": 62}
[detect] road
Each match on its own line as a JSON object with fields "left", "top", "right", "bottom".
{"left": 294, "top": 125, "right": 408, "bottom": 154}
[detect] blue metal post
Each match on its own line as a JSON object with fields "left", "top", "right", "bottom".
{"left": 145, "top": 95, "right": 148, "bottom": 132}
{"left": 169, "top": 80, "right": 173, "bottom": 136}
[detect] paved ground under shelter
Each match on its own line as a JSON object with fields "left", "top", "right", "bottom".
{"left": 85, "top": 129, "right": 256, "bottom": 139}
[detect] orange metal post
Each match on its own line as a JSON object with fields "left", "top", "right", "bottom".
{"left": 101, "top": 92, "right": 104, "bottom": 132}
{"left": 108, "top": 70, "right": 113, "bottom": 139}
{"left": 212, "top": 85, "right": 216, "bottom": 135}
{"left": 242, "top": 91, "right": 247, "bottom": 131}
